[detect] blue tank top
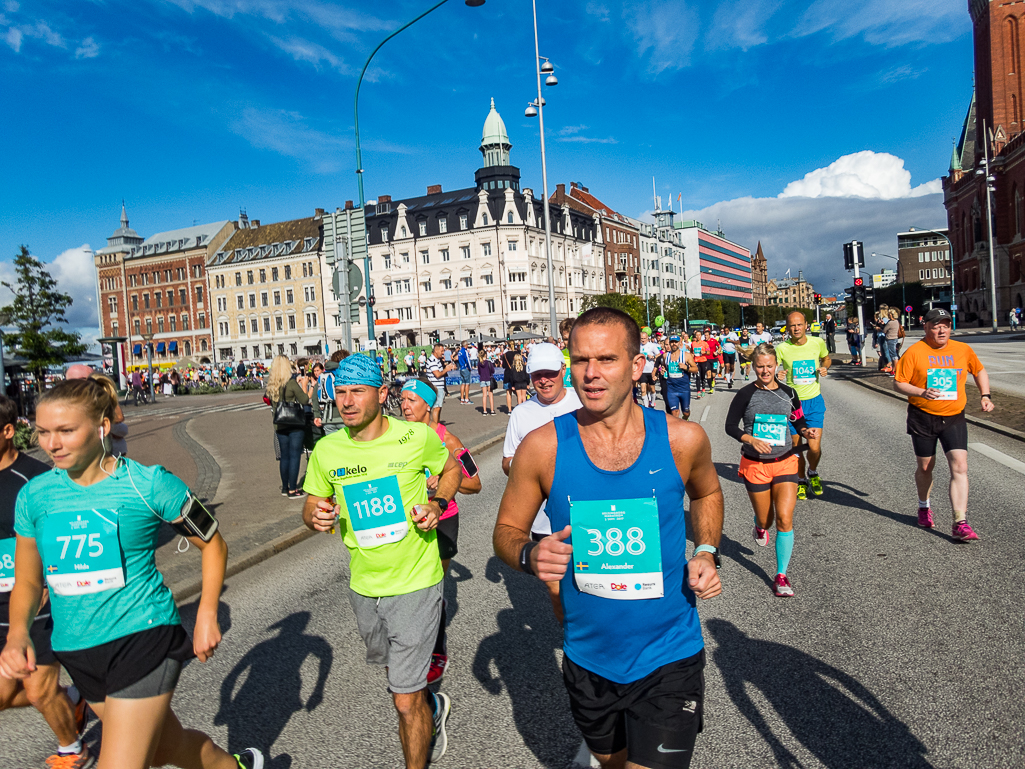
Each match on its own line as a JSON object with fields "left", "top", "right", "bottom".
{"left": 548, "top": 407, "right": 704, "bottom": 684}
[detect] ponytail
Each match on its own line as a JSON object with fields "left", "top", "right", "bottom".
{"left": 38, "top": 377, "right": 118, "bottom": 426}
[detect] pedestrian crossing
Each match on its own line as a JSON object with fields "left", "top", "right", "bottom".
{"left": 122, "top": 398, "right": 266, "bottom": 421}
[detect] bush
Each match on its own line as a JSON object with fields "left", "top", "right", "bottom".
{"left": 228, "top": 382, "right": 263, "bottom": 392}
{"left": 13, "top": 419, "right": 37, "bottom": 451}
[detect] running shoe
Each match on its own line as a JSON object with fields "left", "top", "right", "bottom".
{"left": 753, "top": 527, "right": 768, "bottom": 547}
{"left": 796, "top": 483, "right": 808, "bottom": 501}
{"left": 917, "top": 506, "right": 934, "bottom": 528}
{"left": 427, "top": 653, "right": 449, "bottom": 685}
{"left": 429, "top": 691, "right": 452, "bottom": 764}
{"left": 808, "top": 475, "right": 823, "bottom": 496}
{"left": 74, "top": 694, "right": 90, "bottom": 736}
{"left": 951, "top": 520, "right": 980, "bottom": 541}
{"left": 234, "top": 748, "right": 265, "bottom": 769}
{"left": 773, "top": 574, "right": 794, "bottom": 597}
{"left": 45, "top": 749, "right": 95, "bottom": 769}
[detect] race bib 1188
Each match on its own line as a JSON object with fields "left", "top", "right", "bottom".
{"left": 343, "top": 475, "right": 409, "bottom": 548}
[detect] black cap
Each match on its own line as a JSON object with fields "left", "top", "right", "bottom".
{"left": 923, "top": 308, "right": 952, "bottom": 324}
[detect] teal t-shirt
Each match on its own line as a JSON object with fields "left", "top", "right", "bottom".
{"left": 14, "top": 458, "right": 188, "bottom": 652}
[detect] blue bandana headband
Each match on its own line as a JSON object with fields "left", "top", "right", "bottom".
{"left": 336, "top": 354, "right": 384, "bottom": 387}
{"left": 401, "top": 378, "right": 437, "bottom": 408}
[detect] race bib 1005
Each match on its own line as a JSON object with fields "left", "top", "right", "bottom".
{"left": 0, "top": 537, "right": 15, "bottom": 592}
{"left": 753, "top": 414, "right": 788, "bottom": 446}
{"left": 571, "top": 497, "right": 663, "bottom": 600}
{"left": 791, "top": 359, "right": 817, "bottom": 385}
{"left": 40, "top": 510, "right": 125, "bottom": 596}
{"left": 926, "top": 368, "right": 958, "bottom": 401}
{"left": 343, "top": 475, "right": 409, "bottom": 548}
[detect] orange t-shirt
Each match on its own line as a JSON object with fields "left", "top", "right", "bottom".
{"left": 894, "top": 339, "right": 983, "bottom": 417}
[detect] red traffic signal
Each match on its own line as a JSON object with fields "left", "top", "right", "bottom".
{"left": 853, "top": 277, "right": 864, "bottom": 287}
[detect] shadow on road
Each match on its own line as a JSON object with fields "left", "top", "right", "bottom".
{"left": 214, "top": 611, "right": 332, "bottom": 768}
{"left": 473, "top": 556, "right": 578, "bottom": 769}
{"left": 825, "top": 482, "right": 955, "bottom": 543}
{"left": 718, "top": 533, "right": 773, "bottom": 587}
{"left": 707, "top": 620, "right": 934, "bottom": 769}
{"left": 713, "top": 461, "right": 743, "bottom": 488}
{"left": 442, "top": 560, "right": 473, "bottom": 628}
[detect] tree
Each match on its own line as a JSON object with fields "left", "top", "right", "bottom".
{"left": 1, "top": 246, "right": 87, "bottom": 390}
{"left": 579, "top": 293, "right": 646, "bottom": 327}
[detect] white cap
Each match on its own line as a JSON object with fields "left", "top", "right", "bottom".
{"left": 526, "top": 342, "right": 565, "bottom": 374}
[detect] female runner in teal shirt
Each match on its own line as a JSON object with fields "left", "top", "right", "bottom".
{"left": 0, "top": 378, "right": 263, "bottom": 769}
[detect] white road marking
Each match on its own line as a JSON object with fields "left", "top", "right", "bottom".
{"left": 701, "top": 405, "right": 711, "bottom": 422}
{"left": 969, "top": 442, "right": 1025, "bottom": 476}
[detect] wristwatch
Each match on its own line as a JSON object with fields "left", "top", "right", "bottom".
{"left": 519, "top": 541, "right": 539, "bottom": 576}
{"left": 693, "top": 544, "right": 722, "bottom": 569}
{"left": 432, "top": 497, "right": 449, "bottom": 512}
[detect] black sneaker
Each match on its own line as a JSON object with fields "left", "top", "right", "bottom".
{"left": 429, "top": 691, "right": 452, "bottom": 764}
{"left": 234, "top": 748, "right": 265, "bottom": 769}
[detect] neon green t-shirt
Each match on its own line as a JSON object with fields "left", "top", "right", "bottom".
{"left": 776, "top": 336, "right": 829, "bottom": 401}
{"left": 303, "top": 418, "right": 449, "bottom": 597}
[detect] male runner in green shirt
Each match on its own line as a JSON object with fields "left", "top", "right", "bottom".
{"left": 775, "top": 311, "right": 831, "bottom": 499}
{"left": 302, "top": 354, "right": 463, "bottom": 769}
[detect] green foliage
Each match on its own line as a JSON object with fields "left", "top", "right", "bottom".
{"left": 579, "top": 293, "right": 647, "bottom": 327}
{"left": 13, "top": 420, "right": 37, "bottom": 451}
{"left": 1, "top": 246, "right": 87, "bottom": 391}
{"left": 227, "top": 382, "right": 263, "bottom": 391}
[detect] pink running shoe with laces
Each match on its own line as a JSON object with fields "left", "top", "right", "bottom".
{"left": 773, "top": 574, "right": 794, "bottom": 597}
{"left": 951, "top": 520, "right": 979, "bottom": 541}
{"left": 753, "top": 527, "right": 769, "bottom": 547}
{"left": 917, "top": 507, "right": 934, "bottom": 528}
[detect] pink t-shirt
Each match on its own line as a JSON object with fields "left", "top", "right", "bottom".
{"left": 432, "top": 423, "right": 459, "bottom": 520}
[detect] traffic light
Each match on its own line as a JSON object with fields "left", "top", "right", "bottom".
{"left": 814, "top": 293, "right": 822, "bottom": 305}
{"left": 851, "top": 277, "right": 867, "bottom": 304}
{"left": 843, "top": 241, "right": 866, "bottom": 270}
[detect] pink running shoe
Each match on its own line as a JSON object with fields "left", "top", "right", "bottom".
{"left": 951, "top": 520, "right": 979, "bottom": 541}
{"left": 917, "top": 507, "right": 934, "bottom": 528}
{"left": 773, "top": 574, "right": 794, "bottom": 597}
{"left": 753, "top": 527, "right": 769, "bottom": 547}
{"left": 427, "top": 653, "right": 449, "bottom": 685}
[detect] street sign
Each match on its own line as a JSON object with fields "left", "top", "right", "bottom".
{"left": 376, "top": 318, "right": 400, "bottom": 326}
{"left": 348, "top": 207, "right": 367, "bottom": 263}
{"left": 347, "top": 261, "right": 363, "bottom": 301}
{"left": 951, "top": 304, "right": 958, "bottom": 310}
{"left": 905, "top": 305, "right": 913, "bottom": 312}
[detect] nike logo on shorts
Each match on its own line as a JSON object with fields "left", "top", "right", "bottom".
{"left": 657, "top": 744, "right": 689, "bottom": 753}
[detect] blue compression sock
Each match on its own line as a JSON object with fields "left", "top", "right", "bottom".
{"left": 775, "top": 530, "right": 794, "bottom": 575}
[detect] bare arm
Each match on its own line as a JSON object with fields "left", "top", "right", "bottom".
{"left": 303, "top": 493, "right": 336, "bottom": 532}
{"left": 501, "top": 456, "right": 513, "bottom": 476}
{"left": 0, "top": 536, "right": 45, "bottom": 679}
{"left": 184, "top": 530, "right": 228, "bottom": 662}
{"left": 442, "top": 432, "right": 482, "bottom": 494}
{"left": 973, "top": 368, "right": 994, "bottom": 412}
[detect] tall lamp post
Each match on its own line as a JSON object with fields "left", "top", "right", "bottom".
{"left": 353, "top": 0, "right": 485, "bottom": 351}
{"left": 140, "top": 332, "right": 155, "bottom": 403}
{"left": 909, "top": 226, "right": 957, "bottom": 330}
{"left": 872, "top": 252, "right": 906, "bottom": 326}
{"left": 523, "top": 0, "right": 560, "bottom": 337}
{"left": 978, "top": 121, "right": 1000, "bottom": 333}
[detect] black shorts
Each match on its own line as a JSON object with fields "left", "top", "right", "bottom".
{"left": 906, "top": 405, "right": 969, "bottom": 457}
{"left": 723, "top": 353, "right": 736, "bottom": 364}
{"left": 56, "top": 624, "right": 194, "bottom": 704}
{"left": 563, "top": 650, "right": 705, "bottom": 769}
{"left": 436, "top": 514, "right": 459, "bottom": 561}
{"left": 639, "top": 372, "right": 654, "bottom": 385}
{"left": 697, "top": 361, "right": 713, "bottom": 379}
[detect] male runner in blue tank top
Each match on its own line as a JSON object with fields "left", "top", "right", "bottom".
{"left": 494, "top": 307, "right": 724, "bottom": 769}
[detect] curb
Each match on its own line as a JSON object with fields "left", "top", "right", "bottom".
{"left": 837, "top": 375, "right": 1025, "bottom": 445}
{"left": 172, "top": 431, "right": 508, "bottom": 604}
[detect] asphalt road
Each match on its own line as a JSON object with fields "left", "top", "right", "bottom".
{"left": 4, "top": 375, "right": 1024, "bottom": 768}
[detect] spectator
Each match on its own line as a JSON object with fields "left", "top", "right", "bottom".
{"left": 130, "top": 369, "right": 145, "bottom": 405}
{"left": 823, "top": 313, "right": 837, "bottom": 354}
{"left": 478, "top": 354, "right": 497, "bottom": 415}
{"left": 457, "top": 342, "right": 473, "bottom": 404}
{"left": 846, "top": 319, "right": 863, "bottom": 365}
{"left": 235, "top": 360, "right": 247, "bottom": 379}
{"left": 883, "top": 308, "right": 902, "bottom": 374}
{"left": 267, "top": 355, "right": 319, "bottom": 498}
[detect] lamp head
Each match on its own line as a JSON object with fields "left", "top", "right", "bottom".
{"left": 465, "top": 0, "right": 486, "bottom": 6}
{"left": 540, "top": 59, "right": 554, "bottom": 73}
{"left": 524, "top": 104, "right": 538, "bottom": 118}
{"left": 545, "top": 74, "right": 558, "bottom": 86}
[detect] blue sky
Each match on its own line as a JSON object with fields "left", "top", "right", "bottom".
{"left": 1, "top": 0, "right": 973, "bottom": 334}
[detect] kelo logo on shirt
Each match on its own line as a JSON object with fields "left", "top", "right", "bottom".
{"left": 329, "top": 465, "right": 368, "bottom": 479}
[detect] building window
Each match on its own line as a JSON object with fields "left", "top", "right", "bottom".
{"left": 459, "top": 215, "right": 468, "bottom": 230}
{"left": 271, "top": 267, "right": 279, "bottom": 281}
{"left": 421, "top": 280, "right": 432, "bottom": 292}
{"left": 167, "top": 290, "right": 175, "bottom": 307}
{"left": 385, "top": 282, "right": 393, "bottom": 296}
{"left": 182, "top": 314, "right": 190, "bottom": 330}
{"left": 461, "top": 246, "right": 471, "bottom": 259}
{"left": 510, "top": 296, "right": 527, "bottom": 311}
{"left": 248, "top": 293, "right": 256, "bottom": 309}
{"left": 275, "top": 316, "right": 283, "bottom": 331}
{"left": 483, "top": 213, "right": 489, "bottom": 226}
{"left": 463, "top": 275, "right": 473, "bottom": 287}
{"left": 247, "top": 270, "right": 254, "bottom": 285}
{"left": 288, "top": 314, "right": 296, "bottom": 330}
{"left": 508, "top": 241, "right": 518, "bottom": 251}
{"left": 421, "top": 250, "right": 430, "bottom": 264}
{"left": 306, "top": 312, "right": 318, "bottom": 328}
{"left": 482, "top": 242, "right": 492, "bottom": 257}
{"left": 439, "top": 218, "right": 448, "bottom": 234}
{"left": 419, "top": 222, "right": 427, "bottom": 236}
{"left": 441, "top": 278, "right": 452, "bottom": 290}
{"left": 131, "top": 295, "right": 138, "bottom": 311}
{"left": 170, "top": 316, "right": 177, "bottom": 332}
{"left": 234, "top": 272, "right": 242, "bottom": 286}
{"left": 441, "top": 249, "right": 450, "bottom": 262}
{"left": 273, "top": 290, "right": 281, "bottom": 306}
{"left": 286, "top": 289, "right": 294, "bottom": 304}
{"left": 143, "top": 293, "right": 150, "bottom": 309}
{"left": 157, "top": 317, "right": 165, "bottom": 333}
{"left": 304, "top": 286, "right": 316, "bottom": 302}
{"left": 236, "top": 295, "right": 244, "bottom": 310}
{"left": 261, "top": 292, "right": 269, "bottom": 307}
{"left": 263, "top": 317, "right": 271, "bottom": 332}
{"left": 483, "top": 274, "right": 494, "bottom": 285}
{"left": 196, "top": 286, "right": 203, "bottom": 304}
{"left": 507, "top": 212, "right": 514, "bottom": 224}
{"left": 134, "top": 319, "right": 141, "bottom": 335}
{"left": 486, "top": 298, "right": 495, "bottom": 313}
{"left": 145, "top": 318, "right": 152, "bottom": 334}
{"left": 155, "top": 293, "right": 162, "bottom": 308}
{"left": 284, "top": 265, "right": 291, "bottom": 280}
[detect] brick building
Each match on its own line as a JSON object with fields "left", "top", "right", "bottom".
{"left": 208, "top": 213, "right": 327, "bottom": 363}
{"left": 766, "top": 271, "right": 815, "bottom": 308}
{"left": 95, "top": 212, "right": 236, "bottom": 366}
{"left": 551, "top": 182, "right": 640, "bottom": 295}
{"left": 751, "top": 241, "right": 769, "bottom": 306}
{"left": 943, "top": 1, "right": 1025, "bottom": 324}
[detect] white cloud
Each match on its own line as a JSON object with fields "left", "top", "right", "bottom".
{"left": 623, "top": 0, "right": 700, "bottom": 77}
{"left": 586, "top": 2, "right": 611, "bottom": 22}
{"left": 21, "top": 20, "right": 65, "bottom": 48}
{"left": 557, "top": 135, "right": 618, "bottom": 145}
{"left": 231, "top": 107, "right": 349, "bottom": 174}
{"left": 0, "top": 245, "right": 98, "bottom": 330}
{"left": 4, "top": 25, "right": 20, "bottom": 51}
{"left": 706, "top": 0, "right": 782, "bottom": 52}
{"left": 268, "top": 35, "right": 347, "bottom": 73}
{"left": 779, "top": 151, "right": 940, "bottom": 200}
{"left": 558, "top": 125, "right": 587, "bottom": 136}
{"left": 4, "top": 1, "right": 19, "bottom": 11}
{"left": 75, "top": 36, "right": 99, "bottom": 59}
{"left": 792, "top": 0, "right": 968, "bottom": 47}
{"left": 667, "top": 153, "right": 946, "bottom": 296}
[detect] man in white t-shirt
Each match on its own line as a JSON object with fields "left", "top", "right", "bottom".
{"left": 426, "top": 343, "right": 456, "bottom": 422}
{"left": 749, "top": 321, "right": 773, "bottom": 346}
{"left": 638, "top": 330, "right": 661, "bottom": 409}
{"left": 501, "top": 342, "right": 581, "bottom": 621}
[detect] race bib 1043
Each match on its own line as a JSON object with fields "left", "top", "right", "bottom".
{"left": 791, "top": 359, "right": 817, "bottom": 385}
{"left": 571, "top": 497, "right": 663, "bottom": 600}
{"left": 0, "top": 537, "right": 15, "bottom": 592}
{"left": 343, "top": 475, "right": 409, "bottom": 548}
{"left": 40, "top": 510, "right": 125, "bottom": 596}
{"left": 926, "top": 368, "right": 958, "bottom": 401}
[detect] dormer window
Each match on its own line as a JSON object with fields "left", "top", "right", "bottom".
{"left": 381, "top": 226, "right": 389, "bottom": 242}
{"left": 401, "top": 226, "right": 407, "bottom": 238}
{"left": 507, "top": 212, "right": 514, "bottom": 224}
{"left": 439, "top": 218, "right": 448, "bottom": 234}
{"left": 419, "top": 222, "right": 427, "bottom": 236}
{"left": 483, "top": 214, "right": 489, "bottom": 226}
{"left": 459, "top": 215, "right": 468, "bottom": 230}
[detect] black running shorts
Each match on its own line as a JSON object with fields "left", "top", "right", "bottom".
{"left": 563, "top": 650, "right": 705, "bottom": 769}
{"left": 906, "top": 405, "right": 969, "bottom": 457}
{"left": 436, "top": 513, "right": 459, "bottom": 561}
{"left": 639, "top": 373, "right": 654, "bottom": 385}
{"left": 56, "top": 624, "right": 194, "bottom": 704}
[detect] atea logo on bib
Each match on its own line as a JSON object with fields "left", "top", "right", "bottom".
{"left": 329, "top": 465, "right": 368, "bottom": 479}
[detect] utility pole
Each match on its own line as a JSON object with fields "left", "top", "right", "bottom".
{"left": 981, "top": 120, "right": 1000, "bottom": 333}
{"left": 853, "top": 242, "right": 867, "bottom": 367}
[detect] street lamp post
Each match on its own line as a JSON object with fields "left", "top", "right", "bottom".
{"left": 909, "top": 226, "right": 957, "bottom": 331}
{"left": 872, "top": 252, "right": 906, "bottom": 327}
{"left": 140, "top": 332, "right": 155, "bottom": 403}
{"left": 523, "top": 0, "right": 559, "bottom": 337}
{"left": 978, "top": 120, "right": 1000, "bottom": 333}
{"left": 353, "top": 0, "right": 485, "bottom": 351}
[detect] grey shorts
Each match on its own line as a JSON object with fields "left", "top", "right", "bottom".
{"left": 433, "top": 383, "right": 446, "bottom": 408}
{"left": 111, "top": 657, "right": 182, "bottom": 699}
{"left": 459, "top": 368, "right": 472, "bottom": 384}
{"left": 348, "top": 581, "right": 443, "bottom": 694}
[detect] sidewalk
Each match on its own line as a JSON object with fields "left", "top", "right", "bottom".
{"left": 114, "top": 388, "right": 514, "bottom": 599}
